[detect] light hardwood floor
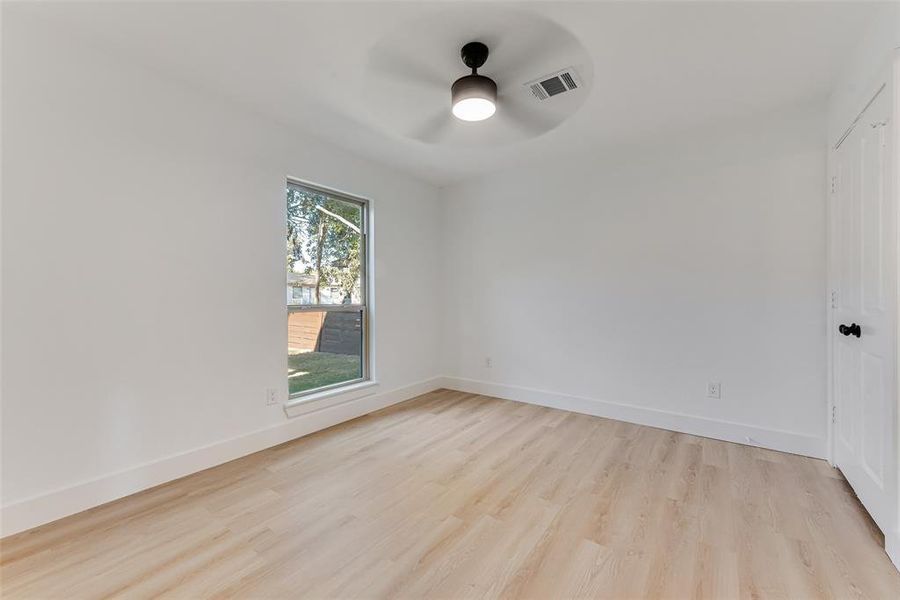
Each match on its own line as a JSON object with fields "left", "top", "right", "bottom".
{"left": 2, "top": 389, "right": 899, "bottom": 599}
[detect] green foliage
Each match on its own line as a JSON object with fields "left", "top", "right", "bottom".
{"left": 286, "top": 187, "right": 362, "bottom": 302}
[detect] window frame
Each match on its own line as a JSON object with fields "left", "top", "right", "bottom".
{"left": 286, "top": 178, "right": 371, "bottom": 400}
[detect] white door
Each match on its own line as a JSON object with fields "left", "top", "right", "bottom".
{"left": 832, "top": 82, "right": 897, "bottom": 535}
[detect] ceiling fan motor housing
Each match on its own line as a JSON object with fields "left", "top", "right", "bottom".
{"left": 451, "top": 74, "right": 497, "bottom": 106}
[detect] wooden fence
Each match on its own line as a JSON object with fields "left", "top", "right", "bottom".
{"left": 288, "top": 310, "right": 361, "bottom": 356}
{"left": 288, "top": 311, "right": 326, "bottom": 354}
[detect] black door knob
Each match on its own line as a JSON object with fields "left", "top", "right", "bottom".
{"left": 839, "top": 323, "right": 861, "bottom": 338}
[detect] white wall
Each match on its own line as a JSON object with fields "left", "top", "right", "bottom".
{"left": 0, "top": 5, "right": 859, "bottom": 538}
{"left": 827, "top": 1, "right": 899, "bottom": 141}
{"left": 1, "top": 13, "right": 442, "bottom": 534}
{"left": 439, "top": 104, "right": 828, "bottom": 457}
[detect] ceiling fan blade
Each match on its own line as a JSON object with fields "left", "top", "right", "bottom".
{"left": 496, "top": 93, "right": 559, "bottom": 136}
{"left": 408, "top": 108, "right": 455, "bottom": 144}
{"left": 488, "top": 34, "right": 583, "bottom": 82}
{"left": 367, "top": 45, "right": 447, "bottom": 92}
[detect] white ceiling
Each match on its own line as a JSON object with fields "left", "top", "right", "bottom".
{"left": 23, "top": 1, "right": 883, "bottom": 186}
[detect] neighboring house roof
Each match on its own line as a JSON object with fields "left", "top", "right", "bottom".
{"left": 288, "top": 270, "right": 352, "bottom": 288}
{"left": 287, "top": 272, "right": 318, "bottom": 286}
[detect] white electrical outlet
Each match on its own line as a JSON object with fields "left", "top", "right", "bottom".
{"left": 706, "top": 382, "right": 722, "bottom": 400}
{"left": 485, "top": 357, "right": 493, "bottom": 368}
{"left": 266, "top": 388, "right": 279, "bottom": 406}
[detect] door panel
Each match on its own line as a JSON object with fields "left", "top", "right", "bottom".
{"left": 861, "top": 351, "right": 884, "bottom": 485}
{"left": 832, "top": 82, "right": 896, "bottom": 535}
{"left": 862, "top": 131, "right": 885, "bottom": 314}
{"left": 838, "top": 151, "right": 860, "bottom": 313}
{"left": 837, "top": 340, "right": 858, "bottom": 449}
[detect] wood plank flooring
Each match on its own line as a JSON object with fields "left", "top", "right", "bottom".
{"left": 2, "top": 389, "right": 899, "bottom": 599}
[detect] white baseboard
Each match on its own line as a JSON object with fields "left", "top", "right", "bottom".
{"left": 438, "top": 376, "right": 826, "bottom": 459}
{"left": 0, "top": 376, "right": 443, "bottom": 538}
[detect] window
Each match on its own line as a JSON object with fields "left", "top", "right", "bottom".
{"left": 286, "top": 181, "right": 368, "bottom": 397}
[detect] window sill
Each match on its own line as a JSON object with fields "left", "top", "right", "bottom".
{"left": 283, "top": 380, "right": 380, "bottom": 418}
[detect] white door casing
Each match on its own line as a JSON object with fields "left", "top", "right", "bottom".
{"left": 831, "top": 79, "right": 898, "bottom": 538}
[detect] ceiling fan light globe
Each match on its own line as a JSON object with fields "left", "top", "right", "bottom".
{"left": 452, "top": 97, "right": 496, "bottom": 121}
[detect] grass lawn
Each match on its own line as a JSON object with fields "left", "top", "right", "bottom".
{"left": 288, "top": 351, "right": 361, "bottom": 395}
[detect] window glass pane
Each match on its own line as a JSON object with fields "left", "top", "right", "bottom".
{"left": 286, "top": 181, "right": 367, "bottom": 398}
{"left": 287, "top": 309, "right": 363, "bottom": 395}
{"left": 286, "top": 186, "right": 362, "bottom": 306}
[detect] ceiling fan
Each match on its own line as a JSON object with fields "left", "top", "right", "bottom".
{"left": 398, "top": 40, "right": 558, "bottom": 142}
{"left": 451, "top": 42, "right": 497, "bottom": 122}
{"left": 365, "top": 18, "right": 587, "bottom": 145}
